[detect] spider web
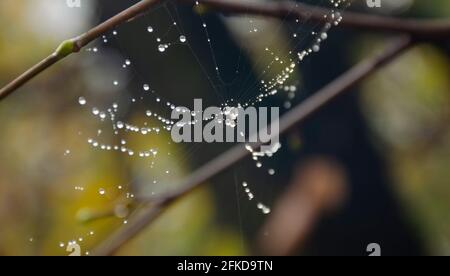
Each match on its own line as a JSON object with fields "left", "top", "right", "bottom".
{"left": 64, "top": 0, "right": 352, "bottom": 254}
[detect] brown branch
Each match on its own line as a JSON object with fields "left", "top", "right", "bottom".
{"left": 92, "top": 36, "right": 414, "bottom": 256}
{"left": 190, "top": 0, "right": 450, "bottom": 39}
{"left": 258, "top": 158, "right": 348, "bottom": 256}
{"left": 0, "top": 0, "right": 164, "bottom": 101}
{"left": 1, "top": 0, "right": 450, "bottom": 101}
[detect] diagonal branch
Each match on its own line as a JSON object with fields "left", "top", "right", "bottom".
{"left": 1, "top": 0, "right": 450, "bottom": 101}
{"left": 0, "top": 0, "right": 164, "bottom": 101}
{"left": 92, "top": 35, "right": 414, "bottom": 256}
{"left": 189, "top": 0, "right": 450, "bottom": 39}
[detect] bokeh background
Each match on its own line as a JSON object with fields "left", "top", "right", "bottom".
{"left": 0, "top": 0, "right": 449, "bottom": 256}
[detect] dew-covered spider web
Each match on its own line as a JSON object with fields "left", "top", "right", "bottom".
{"left": 61, "top": 0, "right": 352, "bottom": 254}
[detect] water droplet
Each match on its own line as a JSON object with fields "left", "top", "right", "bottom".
{"left": 158, "top": 44, "right": 167, "bottom": 52}
{"left": 147, "top": 26, "right": 154, "bottom": 33}
{"left": 143, "top": 84, "right": 150, "bottom": 91}
{"left": 78, "top": 97, "right": 87, "bottom": 106}
{"left": 99, "top": 188, "right": 106, "bottom": 196}
{"left": 179, "top": 35, "right": 187, "bottom": 43}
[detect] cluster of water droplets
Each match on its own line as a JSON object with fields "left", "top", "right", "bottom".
{"left": 241, "top": 1, "right": 347, "bottom": 109}
{"left": 242, "top": 181, "right": 271, "bottom": 215}
{"left": 147, "top": 20, "right": 188, "bottom": 53}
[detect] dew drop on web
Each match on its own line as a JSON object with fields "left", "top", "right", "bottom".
{"left": 78, "top": 97, "right": 86, "bottom": 106}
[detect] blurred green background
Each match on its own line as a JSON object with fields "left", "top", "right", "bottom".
{"left": 0, "top": 0, "right": 449, "bottom": 256}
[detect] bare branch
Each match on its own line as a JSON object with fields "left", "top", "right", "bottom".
{"left": 92, "top": 36, "right": 414, "bottom": 256}
{"left": 191, "top": 0, "right": 450, "bottom": 39}
{"left": 0, "top": 0, "right": 163, "bottom": 101}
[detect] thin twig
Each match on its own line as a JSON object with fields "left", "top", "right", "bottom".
{"left": 1, "top": 0, "right": 449, "bottom": 101}
{"left": 0, "top": 0, "right": 163, "bottom": 101}
{"left": 188, "top": 0, "right": 450, "bottom": 39}
{"left": 92, "top": 36, "right": 414, "bottom": 256}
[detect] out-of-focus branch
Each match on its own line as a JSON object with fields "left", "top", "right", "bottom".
{"left": 0, "top": 0, "right": 164, "bottom": 101}
{"left": 92, "top": 36, "right": 414, "bottom": 256}
{"left": 258, "top": 158, "right": 348, "bottom": 256}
